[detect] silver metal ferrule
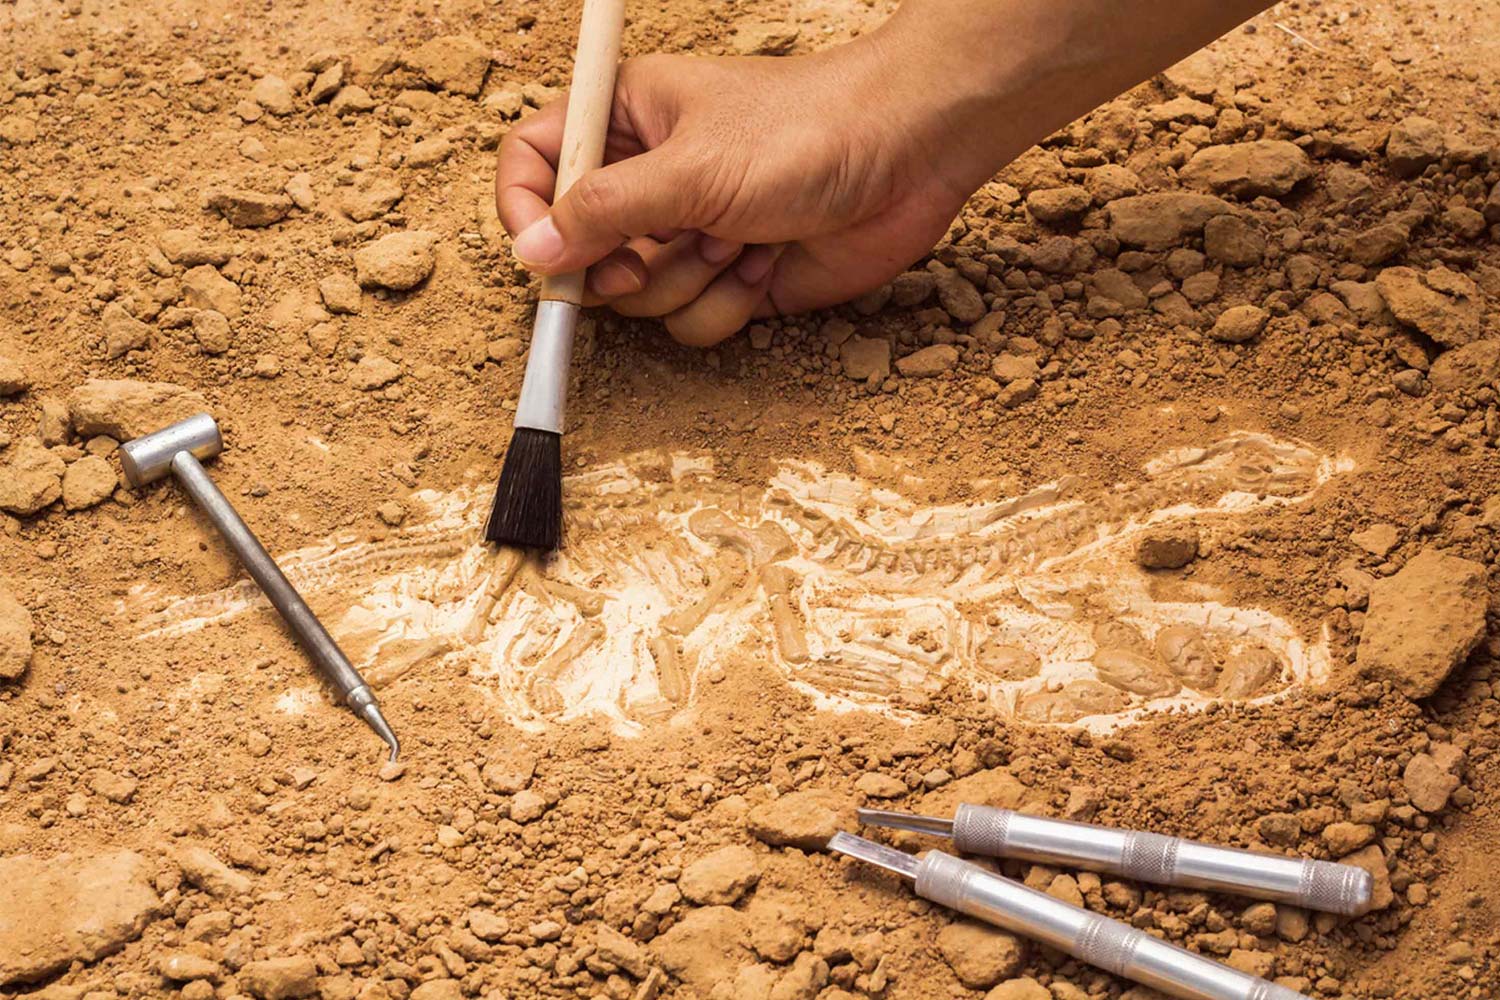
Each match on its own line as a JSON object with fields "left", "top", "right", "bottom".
{"left": 915, "top": 851, "right": 1309, "bottom": 1000}
{"left": 949, "top": 804, "right": 1372, "bottom": 916}
{"left": 514, "top": 300, "right": 580, "bottom": 434}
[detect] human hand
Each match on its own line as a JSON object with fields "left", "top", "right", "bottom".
{"left": 495, "top": 23, "right": 998, "bottom": 346}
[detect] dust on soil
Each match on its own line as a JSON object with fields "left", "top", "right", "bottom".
{"left": 2, "top": 0, "right": 1500, "bottom": 999}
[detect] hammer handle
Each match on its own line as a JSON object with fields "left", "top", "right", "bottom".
{"left": 538, "top": 0, "right": 627, "bottom": 307}
{"left": 170, "top": 451, "right": 373, "bottom": 706}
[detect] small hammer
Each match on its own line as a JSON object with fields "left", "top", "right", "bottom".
{"left": 121, "top": 414, "right": 399, "bottom": 762}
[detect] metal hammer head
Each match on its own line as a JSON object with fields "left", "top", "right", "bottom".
{"left": 120, "top": 413, "right": 223, "bottom": 488}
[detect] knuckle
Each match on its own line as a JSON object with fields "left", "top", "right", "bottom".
{"left": 568, "top": 171, "right": 622, "bottom": 229}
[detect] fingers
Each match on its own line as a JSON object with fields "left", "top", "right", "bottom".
{"left": 512, "top": 142, "right": 705, "bottom": 276}
{"left": 664, "top": 245, "right": 786, "bottom": 348}
{"left": 495, "top": 100, "right": 567, "bottom": 237}
{"left": 583, "top": 245, "right": 649, "bottom": 302}
{"left": 609, "top": 232, "right": 743, "bottom": 318}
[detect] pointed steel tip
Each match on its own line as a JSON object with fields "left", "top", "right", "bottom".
{"left": 856, "top": 807, "right": 955, "bottom": 838}
{"left": 357, "top": 702, "right": 400, "bottom": 764}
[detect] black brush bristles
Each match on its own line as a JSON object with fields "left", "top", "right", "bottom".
{"left": 484, "top": 427, "right": 563, "bottom": 550}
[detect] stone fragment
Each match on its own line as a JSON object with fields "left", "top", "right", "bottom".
{"left": 329, "top": 86, "right": 375, "bottom": 116}
{"left": 1403, "top": 752, "right": 1460, "bottom": 813}
{"left": 339, "top": 171, "right": 404, "bottom": 222}
{"left": 1322, "top": 822, "right": 1376, "bottom": 855}
{"left": 1136, "top": 527, "right": 1199, "bottom": 568}
{"left": 679, "top": 845, "right": 761, "bottom": 905}
{"left": 69, "top": 380, "right": 208, "bottom": 442}
{"left": 1180, "top": 141, "right": 1313, "bottom": 198}
{"left": 102, "top": 303, "right": 150, "bottom": 359}
{"left": 1350, "top": 222, "right": 1411, "bottom": 267}
{"left": 937, "top": 920, "right": 1025, "bottom": 988}
{"left": 353, "top": 231, "right": 438, "bottom": 290}
{"left": 840, "top": 336, "right": 890, "bottom": 381}
{"left": 1209, "top": 304, "right": 1268, "bottom": 343}
{"left": 0, "top": 438, "right": 65, "bottom": 515}
{"left": 158, "top": 229, "right": 231, "bottom": 266}
{"left": 1219, "top": 645, "right": 1282, "bottom": 699}
{"left": 510, "top": 788, "right": 546, "bottom": 823}
{"left": 1083, "top": 164, "right": 1141, "bottom": 203}
{"left": 251, "top": 75, "right": 295, "bottom": 116}
{"left": 855, "top": 772, "right": 906, "bottom": 798}
{"left": 1108, "top": 193, "right": 1232, "bottom": 249}
{"left": 1155, "top": 626, "right": 1220, "bottom": 689}
{"left": 206, "top": 189, "right": 292, "bottom": 228}
{"left": 1386, "top": 116, "right": 1445, "bottom": 176}
{"left": 62, "top": 455, "right": 117, "bottom": 510}
{"left": 595, "top": 923, "right": 651, "bottom": 978}
{"left": 409, "top": 982, "right": 461, "bottom": 1000}
{"left": 1203, "top": 214, "right": 1265, "bottom": 267}
{"left": 193, "top": 310, "right": 233, "bottom": 355}
{"left": 467, "top": 908, "right": 509, "bottom": 942}
{"left": 176, "top": 845, "right": 253, "bottom": 898}
{"left": 934, "top": 268, "right": 985, "bottom": 323}
{"left": 0, "top": 581, "right": 33, "bottom": 681}
{"left": 1356, "top": 548, "right": 1487, "bottom": 698}
{"left": 985, "top": 977, "right": 1051, "bottom": 1000}
{"left": 239, "top": 957, "right": 318, "bottom": 1000}
{"left": 89, "top": 769, "right": 138, "bottom": 803}
{"left": 1350, "top": 524, "right": 1400, "bottom": 558}
{"left": 1342, "top": 845, "right": 1393, "bottom": 910}
{"left": 1375, "top": 266, "right": 1483, "bottom": 349}
{"left": 1093, "top": 648, "right": 1179, "bottom": 698}
{"left": 650, "top": 906, "right": 750, "bottom": 994}
{"left": 896, "top": 344, "right": 958, "bottom": 377}
{"left": 319, "top": 274, "right": 362, "bottom": 315}
{"left": 308, "top": 63, "right": 343, "bottom": 104}
{"left": 746, "top": 789, "right": 853, "bottom": 851}
{"left": 408, "top": 137, "right": 453, "bottom": 168}
{"left": 733, "top": 22, "right": 800, "bottom": 55}
{"left": 182, "top": 265, "right": 242, "bottom": 316}
{"left": 0, "top": 850, "right": 159, "bottom": 985}
{"left": 350, "top": 355, "right": 402, "bottom": 391}
{"left": 0, "top": 354, "right": 28, "bottom": 396}
{"left": 405, "top": 36, "right": 491, "bottom": 96}
{"left": 1026, "top": 185, "right": 1091, "bottom": 222}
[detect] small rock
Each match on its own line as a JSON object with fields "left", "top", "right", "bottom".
{"left": 1203, "top": 214, "right": 1265, "bottom": 267}
{"left": 251, "top": 75, "right": 295, "bottom": 116}
{"left": 1136, "top": 527, "right": 1199, "bottom": 569}
{"left": 510, "top": 788, "right": 547, "bottom": 823}
{"left": 405, "top": 36, "right": 491, "bottom": 96}
{"left": 1356, "top": 548, "right": 1487, "bottom": 698}
{"left": 182, "top": 265, "right": 242, "bottom": 317}
{"left": 651, "top": 906, "right": 750, "bottom": 994}
{"left": 854, "top": 772, "right": 906, "bottom": 798}
{"left": 746, "top": 789, "right": 853, "bottom": 851}
{"left": 733, "top": 22, "right": 800, "bottom": 55}
{"left": 192, "top": 310, "right": 233, "bottom": 355}
{"left": 0, "top": 851, "right": 159, "bottom": 986}
{"left": 69, "top": 379, "right": 209, "bottom": 440}
{"left": 1108, "top": 193, "right": 1232, "bottom": 249}
{"left": 176, "top": 845, "right": 253, "bottom": 898}
{"left": 1209, "top": 304, "right": 1268, "bottom": 343}
{"left": 329, "top": 86, "right": 375, "bottom": 116}
{"left": 1351, "top": 524, "right": 1400, "bottom": 558}
{"left": 0, "top": 581, "right": 33, "bottom": 681}
{"left": 409, "top": 981, "right": 462, "bottom": 1000}
{"left": 984, "top": 977, "right": 1050, "bottom": 1000}
{"left": 1321, "top": 821, "right": 1376, "bottom": 855}
{"left": 206, "top": 189, "right": 293, "bottom": 228}
{"left": 1403, "top": 752, "right": 1460, "bottom": 813}
{"left": 408, "top": 137, "right": 453, "bottom": 168}
{"left": 0, "top": 355, "right": 28, "bottom": 397}
{"left": 102, "top": 303, "right": 150, "bottom": 359}
{"left": 468, "top": 908, "right": 510, "bottom": 942}
{"left": 482, "top": 81, "right": 525, "bottom": 117}
{"left": 896, "top": 344, "right": 958, "bottom": 377}
{"left": 595, "top": 923, "right": 651, "bottom": 978}
{"left": 934, "top": 268, "right": 985, "bottom": 323}
{"left": 161, "top": 953, "right": 221, "bottom": 982}
{"left": 239, "top": 956, "right": 318, "bottom": 1000}
{"left": 339, "top": 171, "right": 404, "bottom": 222}
{"left": 318, "top": 274, "right": 363, "bottom": 315}
{"left": 0, "top": 438, "right": 65, "bottom": 515}
{"left": 376, "top": 500, "right": 407, "bottom": 526}
{"left": 1375, "top": 266, "right": 1482, "bottom": 349}
{"left": 1349, "top": 221, "right": 1410, "bottom": 267}
{"left": 679, "top": 845, "right": 762, "bottom": 905}
{"left": 840, "top": 336, "right": 891, "bottom": 382}
{"left": 308, "top": 63, "right": 344, "bottom": 104}
{"left": 1342, "top": 845, "right": 1394, "bottom": 911}
{"left": 936, "top": 920, "right": 1025, "bottom": 989}
{"left": 157, "top": 229, "right": 231, "bottom": 267}
{"left": 353, "top": 231, "right": 438, "bottom": 290}
{"left": 1180, "top": 141, "right": 1313, "bottom": 198}
{"left": 1386, "top": 116, "right": 1445, "bottom": 176}
{"left": 1026, "top": 186, "right": 1091, "bottom": 223}
{"left": 350, "top": 356, "right": 402, "bottom": 391}
{"left": 62, "top": 455, "right": 116, "bottom": 510}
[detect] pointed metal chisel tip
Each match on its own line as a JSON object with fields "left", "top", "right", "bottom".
{"left": 357, "top": 702, "right": 401, "bottom": 763}
{"left": 827, "top": 832, "right": 922, "bottom": 880}
{"left": 856, "top": 807, "right": 956, "bottom": 838}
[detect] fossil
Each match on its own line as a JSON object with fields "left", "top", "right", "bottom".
{"left": 125, "top": 433, "right": 1351, "bottom": 734}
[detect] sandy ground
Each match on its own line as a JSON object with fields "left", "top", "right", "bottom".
{"left": 2, "top": 0, "right": 1500, "bottom": 998}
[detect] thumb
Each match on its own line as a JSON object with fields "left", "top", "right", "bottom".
{"left": 511, "top": 144, "right": 702, "bottom": 275}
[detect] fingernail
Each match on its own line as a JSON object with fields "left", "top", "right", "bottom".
{"left": 588, "top": 260, "right": 644, "bottom": 297}
{"left": 513, "top": 215, "right": 565, "bottom": 267}
{"left": 698, "top": 234, "right": 741, "bottom": 266}
{"left": 736, "top": 246, "right": 779, "bottom": 285}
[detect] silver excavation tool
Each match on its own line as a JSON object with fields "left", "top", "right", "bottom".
{"left": 121, "top": 414, "right": 399, "bottom": 763}
{"left": 859, "top": 806, "right": 1371, "bottom": 916}
{"left": 829, "top": 833, "right": 1309, "bottom": 1000}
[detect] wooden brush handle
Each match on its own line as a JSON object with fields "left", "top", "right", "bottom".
{"left": 539, "top": 0, "right": 627, "bottom": 307}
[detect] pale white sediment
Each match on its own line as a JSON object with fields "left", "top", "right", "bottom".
{"left": 123, "top": 432, "right": 1351, "bottom": 735}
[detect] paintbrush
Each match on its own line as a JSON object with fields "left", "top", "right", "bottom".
{"left": 485, "top": 0, "right": 627, "bottom": 550}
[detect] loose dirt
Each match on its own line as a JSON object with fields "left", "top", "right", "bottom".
{"left": 2, "top": 1, "right": 1500, "bottom": 999}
